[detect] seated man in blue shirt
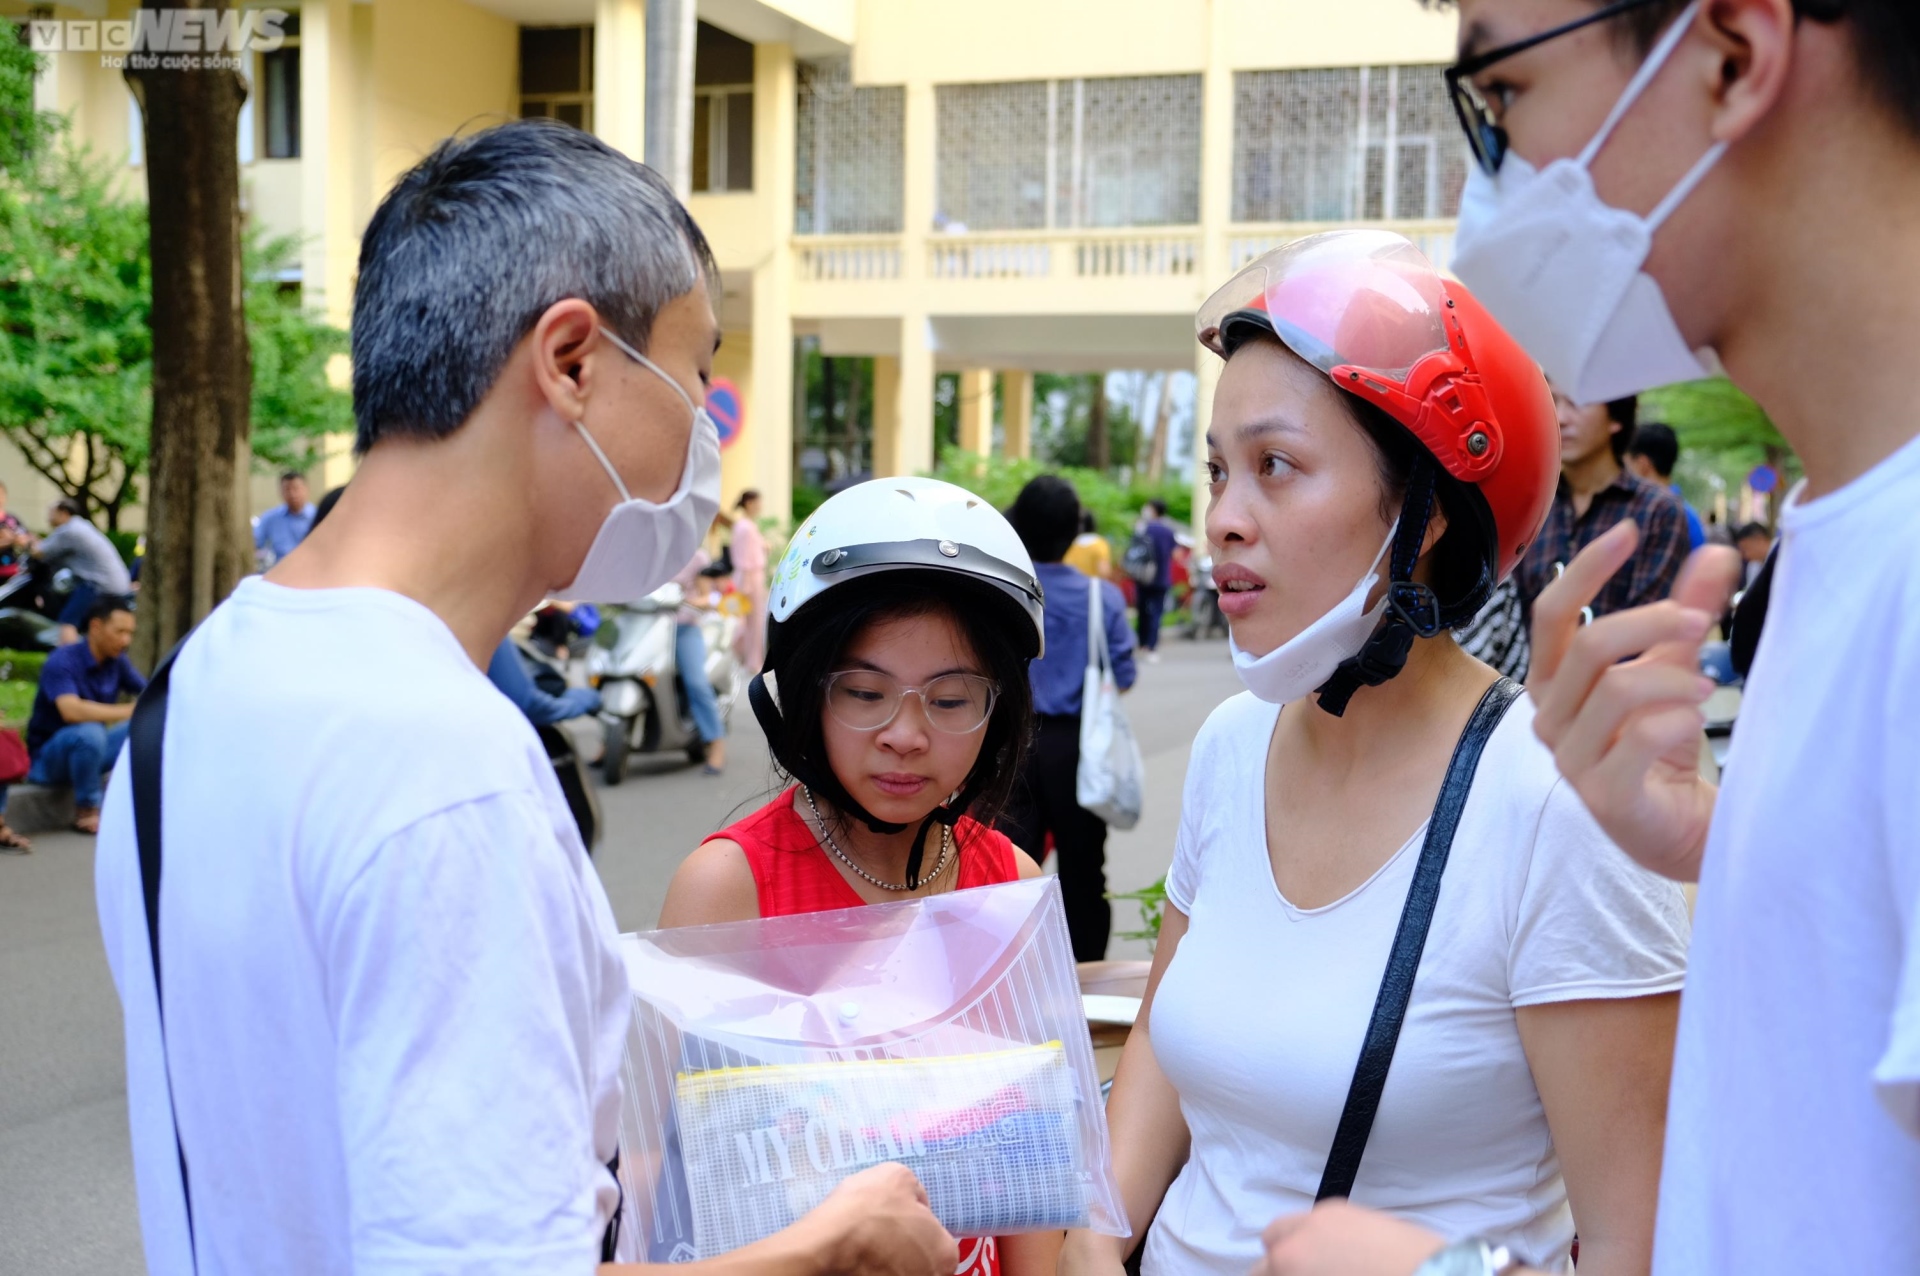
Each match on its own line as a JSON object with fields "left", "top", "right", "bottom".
{"left": 1002, "top": 475, "right": 1137, "bottom": 962}
{"left": 27, "top": 596, "right": 147, "bottom": 834}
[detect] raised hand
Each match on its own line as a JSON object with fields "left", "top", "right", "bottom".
{"left": 1527, "top": 521, "right": 1741, "bottom": 882}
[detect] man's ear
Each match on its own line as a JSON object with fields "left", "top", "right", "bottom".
{"left": 528, "top": 299, "right": 605, "bottom": 424}
{"left": 1702, "top": 0, "right": 1796, "bottom": 147}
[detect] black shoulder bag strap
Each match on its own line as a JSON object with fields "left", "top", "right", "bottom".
{"left": 1315, "top": 676, "right": 1523, "bottom": 1201}
{"left": 129, "top": 651, "right": 197, "bottom": 1270}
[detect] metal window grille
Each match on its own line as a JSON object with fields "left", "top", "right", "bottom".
{"left": 797, "top": 57, "right": 904, "bottom": 235}
{"left": 936, "top": 75, "right": 1201, "bottom": 232}
{"left": 1233, "top": 65, "right": 1467, "bottom": 223}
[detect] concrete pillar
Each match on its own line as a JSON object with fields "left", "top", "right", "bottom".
{"left": 593, "top": 0, "right": 646, "bottom": 160}
{"left": 957, "top": 369, "right": 995, "bottom": 458}
{"left": 1001, "top": 370, "right": 1034, "bottom": 460}
{"left": 748, "top": 43, "right": 797, "bottom": 522}
{"left": 300, "top": 0, "right": 361, "bottom": 328}
{"left": 873, "top": 319, "right": 936, "bottom": 477}
{"left": 1191, "top": 349, "right": 1222, "bottom": 543}
{"left": 1198, "top": 0, "right": 1236, "bottom": 289}
{"left": 644, "top": 0, "right": 696, "bottom": 194}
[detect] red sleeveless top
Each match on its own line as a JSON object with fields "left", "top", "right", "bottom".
{"left": 709, "top": 786, "right": 1023, "bottom": 919}
{"left": 704, "top": 787, "right": 1022, "bottom": 1275}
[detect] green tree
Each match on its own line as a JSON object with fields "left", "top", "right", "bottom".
{"left": 0, "top": 136, "right": 349, "bottom": 528}
{"left": 0, "top": 25, "right": 55, "bottom": 173}
{"left": 1642, "top": 376, "right": 1798, "bottom": 509}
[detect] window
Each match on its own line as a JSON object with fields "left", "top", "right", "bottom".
{"left": 936, "top": 75, "right": 1201, "bottom": 232}
{"left": 520, "top": 26, "right": 593, "bottom": 130}
{"left": 796, "top": 57, "right": 904, "bottom": 235}
{"left": 1233, "top": 65, "right": 1468, "bottom": 223}
{"left": 260, "top": 13, "right": 299, "bottom": 159}
{"left": 692, "top": 21, "right": 753, "bottom": 193}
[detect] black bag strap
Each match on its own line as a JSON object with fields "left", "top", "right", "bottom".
{"left": 129, "top": 651, "right": 196, "bottom": 1269}
{"left": 1315, "top": 676, "right": 1523, "bottom": 1201}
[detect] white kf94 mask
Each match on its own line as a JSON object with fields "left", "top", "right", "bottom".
{"left": 1451, "top": 0, "right": 1725, "bottom": 405}
{"left": 554, "top": 326, "right": 724, "bottom": 604}
{"left": 1229, "top": 524, "right": 1396, "bottom": 707}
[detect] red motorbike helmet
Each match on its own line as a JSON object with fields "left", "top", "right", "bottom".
{"left": 1196, "top": 231, "right": 1557, "bottom": 712}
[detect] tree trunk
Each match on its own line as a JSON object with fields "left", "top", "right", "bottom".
{"left": 1087, "top": 373, "right": 1109, "bottom": 473}
{"left": 126, "top": 24, "right": 253, "bottom": 671}
{"left": 1145, "top": 373, "right": 1173, "bottom": 483}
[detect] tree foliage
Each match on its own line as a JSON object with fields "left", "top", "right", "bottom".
{"left": 0, "top": 121, "right": 349, "bottom": 527}
{"left": 1642, "top": 376, "right": 1798, "bottom": 504}
{"left": 0, "top": 27, "right": 55, "bottom": 174}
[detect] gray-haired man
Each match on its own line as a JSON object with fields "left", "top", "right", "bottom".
{"left": 95, "top": 121, "right": 954, "bottom": 1276}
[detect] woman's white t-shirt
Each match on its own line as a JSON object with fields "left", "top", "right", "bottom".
{"left": 1142, "top": 691, "right": 1690, "bottom": 1276}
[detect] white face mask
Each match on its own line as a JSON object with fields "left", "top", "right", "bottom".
{"left": 1451, "top": 0, "right": 1725, "bottom": 405}
{"left": 553, "top": 326, "right": 724, "bottom": 603}
{"left": 1229, "top": 524, "right": 1395, "bottom": 706}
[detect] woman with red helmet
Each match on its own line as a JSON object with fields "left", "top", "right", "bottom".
{"left": 1060, "top": 233, "right": 1690, "bottom": 1276}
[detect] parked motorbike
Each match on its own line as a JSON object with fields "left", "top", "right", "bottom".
{"left": 587, "top": 583, "right": 744, "bottom": 784}
{"left": 1184, "top": 554, "right": 1225, "bottom": 641}
{"left": 0, "top": 563, "right": 77, "bottom": 652}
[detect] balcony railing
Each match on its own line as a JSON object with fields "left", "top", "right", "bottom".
{"left": 794, "top": 220, "right": 1458, "bottom": 288}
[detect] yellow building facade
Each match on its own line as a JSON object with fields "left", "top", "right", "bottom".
{"left": 11, "top": 0, "right": 1464, "bottom": 529}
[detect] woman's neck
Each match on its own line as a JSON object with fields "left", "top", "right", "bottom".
{"left": 798, "top": 788, "right": 952, "bottom": 889}
{"left": 1291, "top": 632, "right": 1496, "bottom": 775}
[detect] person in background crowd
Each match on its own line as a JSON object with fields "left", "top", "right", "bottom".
{"left": 37, "top": 498, "right": 134, "bottom": 646}
{"left": 668, "top": 548, "right": 728, "bottom": 775}
{"left": 1626, "top": 423, "right": 1706, "bottom": 550}
{"left": 1066, "top": 238, "right": 1687, "bottom": 1276}
{"left": 1701, "top": 508, "right": 1734, "bottom": 547}
{"left": 28, "top": 596, "right": 145, "bottom": 835}
{"left": 1451, "top": 576, "right": 1531, "bottom": 681}
{"left": 253, "top": 471, "right": 318, "bottom": 568}
{"left": 1257, "top": 0, "right": 1920, "bottom": 1273}
{"left": 730, "top": 488, "right": 768, "bottom": 672}
{"left": 661, "top": 477, "right": 1054, "bottom": 1276}
{"left": 1733, "top": 521, "right": 1772, "bottom": 591}
{"left": 0, "top": 481, "right": 30, "bottom": 580}
{"left": 95, "top": 121, "right": 955, "bottom": 1276}
{"left": 488, "top": 639, "right": 603, "bottom": 728}
{"left": 1132, "top": 498, "right": 1178, "bottom": 662}
{"left": 1063, "top": 509, "right": 1114, "bottom": 579}
{"left": 1512, "top": 391, "right": 1688, "bottom": 624}
{"left": 1003, "top": 475, "right": 1136, "bottom": 962}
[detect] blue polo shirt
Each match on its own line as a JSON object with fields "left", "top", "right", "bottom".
{"left": 254, "top": 503, "right": 317, "bottom": 561}
{"left": 28, "top": 640, "right": 147, "bottom": 755}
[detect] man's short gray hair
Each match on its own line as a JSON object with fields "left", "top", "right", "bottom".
{"left": 350, "top": 119, "right": 718, "bottom": 452}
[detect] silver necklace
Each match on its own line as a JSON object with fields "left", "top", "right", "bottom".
{"left": 801, "top": 786, "right": 954, "bottom": 892}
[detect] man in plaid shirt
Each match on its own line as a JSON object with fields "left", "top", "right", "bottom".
{"left": 1514, "top": 389, "right": 1690, "bottom": 626}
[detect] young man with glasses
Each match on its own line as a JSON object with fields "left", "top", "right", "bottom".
{"left": 1252, "top": 2, "right": 1920, "bottom": 1274}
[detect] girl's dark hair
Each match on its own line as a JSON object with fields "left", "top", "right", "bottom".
{"left": 1221, "top": 323, "right": 1492, "bottom": 623}
{"left": 735, "top": 489, "right": 760, "bottom": 510}
{"left": 769, "top": 571, "right": 1034, "bottom": 835}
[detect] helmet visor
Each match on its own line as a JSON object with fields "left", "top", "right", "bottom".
{"left": 1196, "top": 230, "right": 1452, "bottom": 383}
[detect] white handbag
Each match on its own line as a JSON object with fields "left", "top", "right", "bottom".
{"left": 1075, "top": 573, "right": 1145, "bottom": 829}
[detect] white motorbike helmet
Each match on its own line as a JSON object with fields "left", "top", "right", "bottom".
{"left": 750, "top": 476, "right": 1045, "bottom": 887}
{"left": 765, "top": 476, "right": 1045, "bottom": 664}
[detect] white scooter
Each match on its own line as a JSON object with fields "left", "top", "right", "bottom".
{"left": 587, "top": 582, "right": 745, "bottom": 784}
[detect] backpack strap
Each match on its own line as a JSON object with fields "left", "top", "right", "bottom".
{"left": 1316, "top": 676, "right": 1523, "bottom": 1201}
{"left": 130, "top": 650, "right": 196, "bottom": 1270}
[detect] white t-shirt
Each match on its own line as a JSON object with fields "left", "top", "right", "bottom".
{"left": 94, "top": 580, "right": 631, "bottom": 1276}
{"left": 1654, "top": 432, "right": 1920, "bottom": 1273}
{"left": 1143, "top": 691, "right": 1690, "bottom": 1276}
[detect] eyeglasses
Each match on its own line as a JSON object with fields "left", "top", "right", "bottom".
{"left": 824, "top": 670, "right": 999, "bottom": 734}
{"left": 1445, "top": 0, "right": 1669, "bottom": 175}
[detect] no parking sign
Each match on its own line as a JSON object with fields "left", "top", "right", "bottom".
{"left": 708, "top": 378, "right": 743, "bottom": 451}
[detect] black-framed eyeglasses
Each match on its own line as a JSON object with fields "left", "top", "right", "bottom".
{"left": 1445, "top": 0, "right": 1670, "bottom": 175}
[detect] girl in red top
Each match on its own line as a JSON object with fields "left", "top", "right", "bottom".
{"left": 661, "top": 477, "right": 1058, "bottom": 1276}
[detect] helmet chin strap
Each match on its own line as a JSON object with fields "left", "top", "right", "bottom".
{"left": 749, "top": 673, "right": 987, "bottom": 888}
{"left": 1315, "top": 455, "right": 1443, "bottom": 718}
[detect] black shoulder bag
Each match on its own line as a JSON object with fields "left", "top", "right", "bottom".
{"left": 1315, "top": 676, "right": 1522, "bottom": 1201}
{"left": 130, "top": 654, "right": 624, "bottom": 1268}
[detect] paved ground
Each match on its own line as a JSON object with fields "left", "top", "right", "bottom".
{"left": 0, "top": 637, "right": 1241, "bottom": 1274}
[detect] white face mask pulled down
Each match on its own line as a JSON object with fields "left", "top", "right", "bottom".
{"left": 554, "top": 326, "right": 724, "bottom": 603}
{"left": 1229, "top": 524, "right": 1395, "bottom": 707}
{"left": 1451, "top": 0, "right": 1725, "bottom": 405}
